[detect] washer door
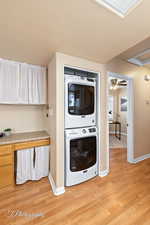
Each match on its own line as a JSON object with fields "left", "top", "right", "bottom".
{"left": 70, "top": 136, "right": 97, "bottom": 172}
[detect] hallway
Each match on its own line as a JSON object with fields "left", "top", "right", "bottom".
{"left": 109, "top": 135, "right": 127, "bottom": 148}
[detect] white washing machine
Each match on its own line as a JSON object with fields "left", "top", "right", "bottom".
{"left": 65, "top": 126, "right": 98, "bottom": 186}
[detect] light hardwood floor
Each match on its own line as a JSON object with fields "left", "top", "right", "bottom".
{"left": 1, "top": 148, "right": 150, "bottom": 225}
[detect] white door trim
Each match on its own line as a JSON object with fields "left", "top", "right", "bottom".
{"left": 108, "top": 72, "right": 134, "bottom": 163}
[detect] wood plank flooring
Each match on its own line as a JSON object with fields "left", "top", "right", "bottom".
{"left": 1, "top": 148, "right": 150, "bottom": 225}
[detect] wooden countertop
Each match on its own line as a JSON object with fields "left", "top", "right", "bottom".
{"left": 0, "top": 131, "right": 50, "bottom": 146}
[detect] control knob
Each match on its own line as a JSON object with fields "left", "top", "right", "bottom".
{"left": 82, "top": 129, "right": 86, "bottom": 134}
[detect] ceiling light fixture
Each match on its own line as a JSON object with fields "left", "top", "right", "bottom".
{"left": 94, "top": 0, "right": 143, "bottom": 18}
{"left": 144, "top": 75, "right": 150, "bottom": 81}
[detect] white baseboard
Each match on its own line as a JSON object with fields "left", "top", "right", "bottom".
{"left": 48, "top": 173, "right": 65, "bottom": 196}
{"left": 132, "top": 153, "right": 150, "bottom": 164}
{"left": 99, "top": 169, "right": 109, "bottom": 177}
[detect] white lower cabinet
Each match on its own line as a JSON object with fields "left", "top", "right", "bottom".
{"left": 32, "top": 146, "right": 49, "bottom": 180}
{"left": 16, "top": 146, "right": 49, "bottom": 184}
{"left": 16, "top": 148, "right": 34, "bottom": 184}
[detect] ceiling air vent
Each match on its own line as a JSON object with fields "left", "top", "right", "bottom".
{"left": 128, "top": 49, "right": 150, "bottom": 66}
{"left": 95, "top": 0, "right": 143, "bottom": 18}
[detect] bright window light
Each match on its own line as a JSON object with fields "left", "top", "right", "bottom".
{"left": 95, "top": 0, "right": 143, "bottom": 18}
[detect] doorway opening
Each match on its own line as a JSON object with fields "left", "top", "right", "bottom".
{"left": 107, "top": 72, "right": 134, "bottom": 164}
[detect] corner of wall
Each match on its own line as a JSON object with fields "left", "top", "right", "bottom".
{"left": 48, "top": 173, "right": 65, "bottom": 196}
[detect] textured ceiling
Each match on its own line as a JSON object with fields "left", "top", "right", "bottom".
{"left": 119, "top": 37, "right": 150, "bottom": 68}
{"left": 146, "top": 65, "right": 150, "bottom": 69}
{"left": 0, "top": 0, "right": 150, "bottom": 66}
{"left": 119, "top": 37, "right": 150, "bottom": 59}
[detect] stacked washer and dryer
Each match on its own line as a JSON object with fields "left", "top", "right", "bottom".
{"left": 64, "top": 67, "right": 98, "bottom": 187}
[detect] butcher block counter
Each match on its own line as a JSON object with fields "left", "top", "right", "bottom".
{"left": 0, "top": 131, "right": 50, "bottom": 189}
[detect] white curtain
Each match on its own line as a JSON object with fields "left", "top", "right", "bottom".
{"left": 32, "top": 146, "right": 49, "bottom": 180}
{"left": 19, "top": 63, "right": 29, "bottom": 104}
{"left": 0, "top": 59, "right": 20, "bottom": 104}
{"left": 16, "top": 148, "right": 34, "bottom": 184}
{"left": 16, "top": 146, "right": 50, "bottom": 184}
{"left": 0, "top": 60, "right": 46, "bottom": 104}
{"left": 28, "top": 65, "right": 46, "bottom": 104}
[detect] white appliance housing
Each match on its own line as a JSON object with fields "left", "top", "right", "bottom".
{"left": 65, "top": 75, "right": 96, "bottom": 128}
{"left": 65, "top": 126, "right": 98, "bottom": 186}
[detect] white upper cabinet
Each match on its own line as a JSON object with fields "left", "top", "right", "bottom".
{"left": 0, "top": 59, "right": 20, "bottom": 104}
{"left": 28, "top": 65, "right": 47, "bottom": 104}
{"left": 0, "top": 59, "right": 47, "bottom": 105}
{"left": 19, "top": 63, "right": 29, "bottom": 104}
{"left": 20, "top": 64, "right": 47, "bottom": 104}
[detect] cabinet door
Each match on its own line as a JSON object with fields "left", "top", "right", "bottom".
{"left": 0, "top": 145, "right": 13, "bottom": 189}
{"left": 19, "top": 63, "right": 29, "bottom": 104}
{"left": 20, "top": 64, "right": 47, "bottom": 104}
{"left": 0, "top": 165, "right": 13, "bottom": 188}
{"left": 28, "top": 65, "right": 47, "bottom": 104}
{"left": 0, "top": 59, "right": 20, "bottom": 104}
{"left": 0, "top": 154, "right": 13, "bottom": 166}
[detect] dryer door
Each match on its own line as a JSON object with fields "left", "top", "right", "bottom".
{"left": 68, "top": 84, "right": 94, "bottom": 116}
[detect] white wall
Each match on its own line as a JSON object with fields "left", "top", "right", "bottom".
{"left": 0, "top": 105, "right": 46, "bottom": 133}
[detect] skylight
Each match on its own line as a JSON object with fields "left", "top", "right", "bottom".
{"left": 95, "top": 0, "right": 143, "bottom": 18}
